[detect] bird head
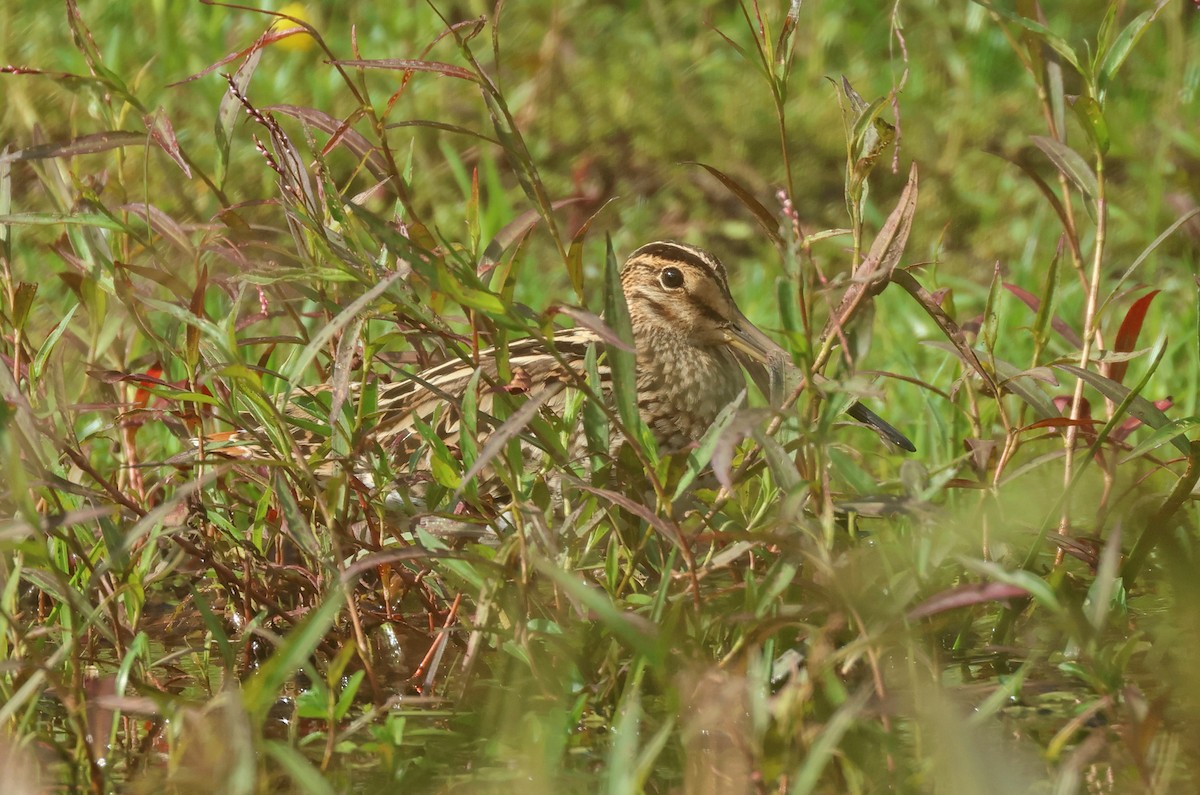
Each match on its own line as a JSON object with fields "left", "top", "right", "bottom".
{"left": 620, "top": 241, "right": 789, "bottom": 371}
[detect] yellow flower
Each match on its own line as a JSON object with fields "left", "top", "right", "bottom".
{"left": 271, "top": 3, "right": 317, "bottom": 53}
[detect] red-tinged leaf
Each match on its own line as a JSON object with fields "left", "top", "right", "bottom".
{"left": 1047, "top": 533, "right": 1103, "bottom": 568}
{"left": 133, "top": 364, "right": 164, "bottom": 408}
{"left": 775, "top": 0, "right": 802, "bottom": 63}
{"left": 90, "top": 367, "right": 174, "bottom": 408}
{"left": 89, "top": 368, "right": 171, "bottom": 387}
{"left": 963, "top": 437, "right": 996, "bottom": 475}
{"left": 1107, "top": 289, "right": 1160, "bottom": 384}
{"left": 265, "top": 104, "right": 390, "bottom": 180}
{"left": 547, "top": 306, "right": 633, "bottom": 352}
{"left": 4, "top": 131, "right": 146, "bottom": 162}
{"left": 908, "top": 582, "right": 1031, "bottom": 620}
{"left": 143, "top": 108, "right": 191, "bottom": 177}
{"left": 571, "top": 480, "right": 689, "bottom": 553}
{"left": 684, "top": 161, "right": 783, "bottom": 247}
{"left": 712, "top": 408, "right": 765, "bottom": 493}
{"left": 386, "top": 119, "right": 500, "bottom": 146}
{"left": 169, "top": 24, "right": 309, "bottom": 86}
{"left": 332, "top": 59, "right": 478, "bottom": 82}
{"left": 1002, "top": 282, "right": 1082, "bottom": 348}
{"left": 1, "top": 65, "right": 85, "bottom": 80}
{"left": 114, "top": 261, "right": 190, "bottom": 299}
{"left": 117, "top": 204, "right": 192, "bottom": 253}
{"left": 1052, "top": 394, "right": 1090, "bottom": 416}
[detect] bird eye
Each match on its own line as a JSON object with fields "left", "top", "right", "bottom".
{"left": 659, "top": 267, "right": 685, "bottom": 289}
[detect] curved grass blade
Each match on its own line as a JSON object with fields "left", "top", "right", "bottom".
{"left": 603, "top": 236, "right": 639, "bottom": 434}
{"left": 685, "top": 161, "right": 783, "bottom": 247}
{"left": 1031, "top": 135, "right": 1098, "bottom": 203}
{"left": 1054, "top": 359, "right": 1188, "bottom": 455}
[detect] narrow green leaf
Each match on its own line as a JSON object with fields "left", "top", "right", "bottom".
{"left": 134, "top": 387, "right": 223, "bottom": 407}
{"left": 1122, "top": 417, "right": 1200, "bottom": 462}
{"left": 968, "top": 661, "right": 1032, "bottom": 725}
{"left": 242, "top": 589, "right": 345, "bottom": 721}
{"left": 974, "top": 1, "right": 1082, "bottom": 74}
{"left": 633, "top": 714, "right": 675, "bottom": 789}
{"left": 1030, "top": 135, "right": 1099, "bottom": 202}
{"left": 1097, "top": 6, "right": 1165, "bottom": 100}
{"left": 1085, "top": 527, "right": 1123, "bottom": 632}
{"left": 1072, "top": 95, "right": 1110, "bottom": 155}
{"left": 603, "top": 237, "right": 639, "bottom": 433}
{"left": 456, "top": 383, "right": 558, "bottom": 497}
{"left": 3, "top": 130, "right": 147, "bottom": 161}
{"left": 673, "top": 397, "right": 742, "bottom": 501}
{"left": 191, "top": 585, "right": 235, "bottom": 672}
{"left": 458, "top": 367, "right": 482, "bottom": 468}
{"left": 264, "top": 741, "right": 338, "bottom": 795}
{"left": 789, "top": 688, "right": 872, "bottom": 795}
{"left": 30, "top": 303, "right": 79, "bottom": 385}
{"left": 0, "top": 212, "right": 127, "bottom": 230}
{"left": 1103, "top": 210, "right": 1200, "bottom": 312}
{"left": 582, "top": 343, "right": 610, "bottom": 457}
{"left": 215, "top": 47, "right": 261, "bottom": 187}
{"left": 1054, "top": 359, "right": 1188, "bottom": 455}
{"left": 333, "top": 670, "right": 366, "bottom": 721}
{"left": 1033, "top": 245, "right": 1064, "bottom": 347}
{"left": 607, "top": 684, "right": 642, "bottom": 795}
{"left": 848, "top": 95, "right": 891, "bottom": 165}
{"left": 535, "top": 556, "right": 663, "bottom": 665}
{"left": 1095, "top": 3, "right": 1120, "bottom": 63}
{"left": 279, "top": 269, "right": 405, "bottom": 395}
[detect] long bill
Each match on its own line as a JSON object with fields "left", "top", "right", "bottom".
{"left": 722, "top": 312, "right": 916, "bottom": 453}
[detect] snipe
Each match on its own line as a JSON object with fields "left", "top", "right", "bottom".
{"left": 203, "top": 241, "right": 913, "bottom": 487}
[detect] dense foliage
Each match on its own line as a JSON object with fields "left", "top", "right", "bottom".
{"left": 2, "top": 0, "right": 1199, "bottom": 792}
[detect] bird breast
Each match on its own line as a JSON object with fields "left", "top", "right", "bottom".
{"left": 633, "top": 329, "right": 746, "bottom": 450}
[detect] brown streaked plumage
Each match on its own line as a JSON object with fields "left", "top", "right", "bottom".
{"left": 201, "top": 241, "right": 914, "bottom": 483}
